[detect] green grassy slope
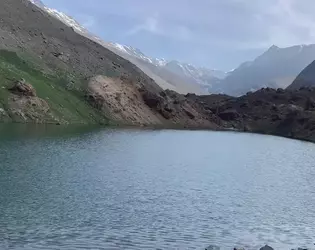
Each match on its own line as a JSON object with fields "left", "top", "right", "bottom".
{"left": 0, "top": 50, "right": 108, "bottom": 124}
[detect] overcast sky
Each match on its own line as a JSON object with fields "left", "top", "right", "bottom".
{"left": 42, "top": 0, "right": 315, "bottom": 71}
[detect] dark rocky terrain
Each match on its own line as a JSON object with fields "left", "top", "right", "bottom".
{"left": 190, "top": 87, "right": 315, "bottom": 142}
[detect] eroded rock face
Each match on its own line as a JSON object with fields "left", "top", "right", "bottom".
{"left": 85, "top": 75, "right": 220, "bottom": 129}
{"left": 9, "top": 79, "right": 36, "bottom": 97}
{"left": 86, "top": 75, "right": 164, "bottom": 126}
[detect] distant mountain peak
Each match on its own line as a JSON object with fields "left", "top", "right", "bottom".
{"left": 28, "top": 0, "right": 45, "bottom": 7}
{"left": 269, "top": 44, "right": 279, "bottom": 50}
{"left": 216, "top": 44, "right": 315, "bottom": 96}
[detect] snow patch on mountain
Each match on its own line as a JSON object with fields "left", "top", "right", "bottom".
{"left": 28, "top": 0, "right": 87, "bottom": 33}
{"left": 27, "top": 0, "right": 226, "bottom": 92}
{"left": 47, "top": 9, "right": 86, "bottom": 33}
{"left": 108, "top": 43, "right": 226, "bottom": 83}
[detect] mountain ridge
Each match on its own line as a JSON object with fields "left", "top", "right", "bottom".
{"left": 213, "top": 44, "right": 315, "bottom": 96}
{"left": 27, "top": 0, "right": 226, "bottom": 94}
{"left": 26, "top": 0, "right": 315, "bottom": 97}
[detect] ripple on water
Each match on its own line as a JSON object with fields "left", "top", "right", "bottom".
{"left": 0, "top": 128, "right": 315, "bottom": 249}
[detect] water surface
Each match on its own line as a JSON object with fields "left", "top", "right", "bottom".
{"left": 0, "top": 125, "right": 315, "bottom": 249}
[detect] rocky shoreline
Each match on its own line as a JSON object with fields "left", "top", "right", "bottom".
{"left": 3, "top": 77, "right": 315, "bottom": 144}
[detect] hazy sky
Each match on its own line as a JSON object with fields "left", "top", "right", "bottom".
{"left": 42, "top": 0, "right": 315, "bottom": 71}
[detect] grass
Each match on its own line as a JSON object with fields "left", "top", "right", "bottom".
{"left": 0, "top": 49, "right": 108, "bottom": 124}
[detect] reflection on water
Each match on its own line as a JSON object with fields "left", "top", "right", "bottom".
{"left": 0, "top": 125, "right": 315, "bottom": 249}
{"left": 0, "top": 123, "right": 100, "bottom": 140}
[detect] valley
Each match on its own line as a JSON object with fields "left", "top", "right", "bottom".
{"left": 1, "top": 0, "right": 315, "bottom": 144}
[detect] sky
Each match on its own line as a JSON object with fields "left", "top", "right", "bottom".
{"left": 42, "top": 0, "right": 315, "bottom": 71}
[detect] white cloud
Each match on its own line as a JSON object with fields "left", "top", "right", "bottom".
{"left": 81, "top": 15, "right": 96, "bottom": 29}
{"left": 127, "top": 14, "right": 160, "bottom": 35}
{"left": 126, "top": 13, "right": 193, "bottom": 41}
{"left": 42, "top": 0, "right": 315, "bottom": 69}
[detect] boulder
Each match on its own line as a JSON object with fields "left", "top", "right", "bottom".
{"left": 259, "top": 245, "right": 274, "bottom": 250}
{"left": 85, "top": 93, "right": 105, "bottom": 110}
{"left": 9, "top": 79, "right": 36, "bottom": 97}
{"left": 305, "top": 97, "right": 315, "bottom": 110}
{"left": 184, "top": 108, "right": 195, "bottom": 119}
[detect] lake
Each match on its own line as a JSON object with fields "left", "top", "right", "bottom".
{"left": 0, "top": 125, "right": 315, "bottom": 249}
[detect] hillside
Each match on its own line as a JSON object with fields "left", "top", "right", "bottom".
{"left": 0, "top": 0, "right": 220, "bottom": 128}
{"left": 287, "top": 60, "right": 315, "bottom": 90}
{"left": 214, "top": 45, "right": 315, "bottom": 96}
{"left": 0, "top": 0, "right": 162, "bottom": 124}
{"left": 28, "top": 0, "right": 224, "bottom": 95}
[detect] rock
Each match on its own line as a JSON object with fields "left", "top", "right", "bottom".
{"left": 184, "top": 108, "right": 195, "bottom": 119}
{"left": 9, "top": 79, "right": 36, "bottom": 97}
{"left": 218, "top": 109, "right": 240, "bottom": 121}
{"left": 85, "top": 93, "right": 105, "bottom": 110}
{"left": 52, "top": 51, "right": 63, "bottom": 57}
{"left": 160, "top": 109, "right": 174, "bottom": 119}
{"left": 277, "top": 88, "right": 285, "bottom": 93}
{"left": 240, "top": 102, "right": 249, "bottom": 108}
{"left": 142, "top": 91, "right": 162, "bottom": 108}
{"left": 259, "top": 245, "right": 274, "bottom": 250}
{"left": 271, "top": 114, "right": 282, "bottom": 121}
{"left": 305, "top": 97, "right": 315, "bottom": 110}
{"left": 164, "top": 104, "right": 173, "bottom": 113}
{"left": 205, "top": 245, "right": 220, "bottom": 250}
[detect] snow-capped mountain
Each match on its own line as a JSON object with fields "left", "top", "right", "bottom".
{"left": 109, "top": 43, "right": 167, "bottom": 67}
{"left": 28, "top": 0, "right": 45, "bottom": 8}
{"left": 29, "top": 0, "right": 88, "bottom": 34}
{"left": 107, "top": 42, "right": 226, "bottom": 92}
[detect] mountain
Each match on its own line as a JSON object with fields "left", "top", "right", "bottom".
{"left": 28, "top": 1, "right": 225, "bottom": 94}
{"left": 214, "top": 44, "right": 315, "bottom": 96}
{"left": 106, "top": 43, "right": 227, "bottom": 94}
{"left": 287, "top": 60, "right": 315, "bottom": 90}
{"left": 104, "top": 43, "right": 205, "bottom": 94}
{"left": 0, "top": 0, "right": 162, "bottom": 124}
{"left": 29, "top": 0, "right": 90, "bottom": 35}
{"left": 0, "top": 0, "right": 223, "bottom": 129}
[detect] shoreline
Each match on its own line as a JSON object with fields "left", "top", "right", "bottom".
{"left": 1, "top": 121, "right": 313, "bottom": 144}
